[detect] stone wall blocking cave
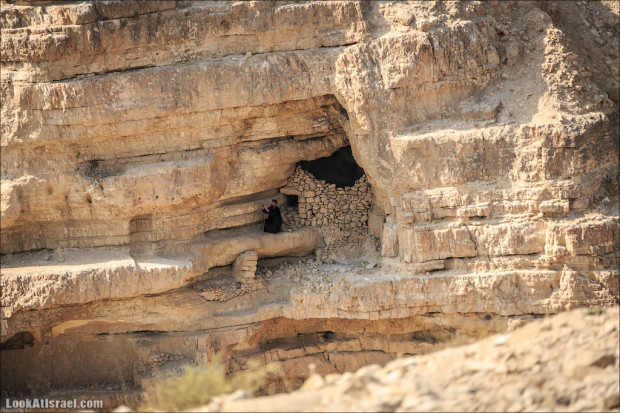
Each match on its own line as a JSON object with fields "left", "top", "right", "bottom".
{"left": 279, "top": 145, "right": 372, "bottom": 233}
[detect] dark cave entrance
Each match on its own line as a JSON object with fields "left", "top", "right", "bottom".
{"left": 298, "top": 146, "right": 364, "bottom": 188}
{"left": 1, "top": 331, "right": 34, "bottom": 350}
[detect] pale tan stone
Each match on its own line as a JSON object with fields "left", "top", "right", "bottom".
{"left": 0, "top": 0, "right": 618, "bottom": 402}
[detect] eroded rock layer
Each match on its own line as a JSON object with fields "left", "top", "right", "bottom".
{"left": 1, "top": 0, "right": 618, "bottom": 404}
{"left": 204, "top": 307, "right": 620, "bottom": 412}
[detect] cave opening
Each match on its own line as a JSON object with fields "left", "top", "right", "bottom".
{"left": 1, "top": 331, "right": 34, "bottom": 351}
{"left": 298, "top": 146, "right": 364, "bottom": 188}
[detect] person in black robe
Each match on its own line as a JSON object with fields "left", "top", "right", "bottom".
{"left": 262, "top": 199, "right": 282, "bottom": 233}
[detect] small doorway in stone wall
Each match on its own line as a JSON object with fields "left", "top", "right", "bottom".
{"left": 285, "top": 194, "right": 299, "bottom": 208}
{"left": 280, "top": 195, "right": 300, "bottom": 230}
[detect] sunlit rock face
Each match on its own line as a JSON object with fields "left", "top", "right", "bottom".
{"left": 1, "top": 0, "right": 618, "bottom": 405}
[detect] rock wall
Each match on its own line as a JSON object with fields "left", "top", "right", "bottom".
{"left": 281, "top": 167, "right": 371, "bottom": 230}
{"left": 279, "top": 167, "right": 376, "bottom": 259}
{"left": 1, "top": 0, "right": 618, "bottom": 405}
{"left": 232, "top": 250, "right": 259, "bottom": 283}
{"left": 200, "top": 307, "right": 620, "bottom": 413}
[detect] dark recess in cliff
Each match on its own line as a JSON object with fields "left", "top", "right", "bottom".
{"left": 299, "top": 146, "right": 364, "bottom": 188}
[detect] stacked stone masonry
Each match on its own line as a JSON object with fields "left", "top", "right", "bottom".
{"left": 232, "top": 250, "right": 258, "bottom": 282}
{"left": 280, "top": 167, "right": 372, "bottom": 233}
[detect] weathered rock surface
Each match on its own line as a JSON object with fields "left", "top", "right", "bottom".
{"left": 202, "top": 306, "right": 620, "bottom": 412}
{"left": 0, "top": 227, "right": 322, "bottom": 314}
{"left": 1, "top": 0, "right": 618, "bottom": 405}
{"left": 1, "top": 257, "right": 616, "bottom": 404}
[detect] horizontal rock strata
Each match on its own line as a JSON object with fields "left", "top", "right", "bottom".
{"left": 204, "top": 306, "right": 620, "bottom": 412}
{"left": 1, "top": 0, "right": 618, "bottom": 405}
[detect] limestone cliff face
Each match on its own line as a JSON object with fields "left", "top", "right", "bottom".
{"left": 1, "top": 0, "right": 618, "bottom": 401}
{"left": 196, "top": 307, "right": 620, "bottom": 412}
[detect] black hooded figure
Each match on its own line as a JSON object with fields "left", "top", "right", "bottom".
{"left": 262, "top": 199, "right": 282, "bottom": 233}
